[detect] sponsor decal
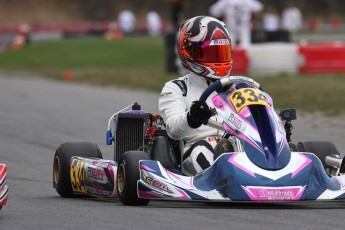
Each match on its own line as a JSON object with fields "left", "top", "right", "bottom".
{"left": 87, "top": 167, "right": 104, "bottom": 181}
{"left": 207, "top": 136, "right": 220, "bottom": 143}
{"left": 145, "top": 176, "right": 171, "bottom": 193}
{"left": 210, "top": 39, "right": 230, "bottom": 46}
{"left": 242, "top": 186, "right": 306, "bottom": 201}
{"left": 172, "top": 80, "right": 187, "bottom": 97}
{"left": 92, "top": 160, "right": 109, "bottom": 168}
{"left": 70, "top": 159, "right": 86, "bottom": 193}
{"left": 260, "top": 190, "right": 294, "bottom": 199}
{"left": 228, "top": 113, "right": 242, "bottom": 129}
{"left": 160, "top": 92, "right": 172, "bottom": 97}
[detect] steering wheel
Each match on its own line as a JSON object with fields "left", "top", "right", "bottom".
{"left": 199, "top": 76, "right": 261, "bottom": 103}
{"left": 198, "top": 76, "right": 260, "bottom": 129}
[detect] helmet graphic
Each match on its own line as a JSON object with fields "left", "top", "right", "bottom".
{"left": 177, "top": 16, "right": 233, "bottom": 79}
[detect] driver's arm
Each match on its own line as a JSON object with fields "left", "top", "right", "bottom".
{"left": 159, "top": 81, "right": 198, "bottom": 140}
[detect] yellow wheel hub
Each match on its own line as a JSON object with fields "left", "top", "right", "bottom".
{"left": 53, "top": 156, "right": 60, "bottom": 185}
{"left": 117, "top": 163, "right": 125, "bottom": 194}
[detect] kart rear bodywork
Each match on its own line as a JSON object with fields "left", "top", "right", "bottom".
{"left": 69, "top": 157, "right": 118, "bottom": 197}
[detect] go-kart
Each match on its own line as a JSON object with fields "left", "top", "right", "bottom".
{"left": 53, "top": 76, "right": 345, "bottom": 205}
{"left": 0, "top": 164, "right": 8, "bottom": 210}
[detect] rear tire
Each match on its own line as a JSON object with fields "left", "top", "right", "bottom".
{"left": 297, "top": 141, "right": 339, "bottom": 166}
{"left": 117, "top": 151, "right": 150, "bottom": 206}
{"left": 53, "top": 142, "right": 102, "bottom": 198}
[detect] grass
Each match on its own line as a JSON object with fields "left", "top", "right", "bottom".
{"left": 258, "top": 74, "right": 345, "bottom": 115}
{"left": 0, "top": 36, "right": 344, "bottom": 115}
{"left": 0, "top": 37, "right": 176, "bottom": 91}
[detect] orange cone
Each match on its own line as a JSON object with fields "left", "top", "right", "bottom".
{"left": 64, "top": 70, "right": 73, "bottom": 81}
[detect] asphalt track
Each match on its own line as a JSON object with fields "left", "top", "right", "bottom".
{"left": 0, "top": 75, "right": 345, "bottom": 230}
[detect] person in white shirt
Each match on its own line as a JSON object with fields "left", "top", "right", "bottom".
{"left": 209, "top": 0, "right": 263, "bottom": 47}
{"left": 146, "top": 11, "right": 162, "bottom": 36}
{"left": 118, "top": 10, "right": 136, "bottom": 34}
{"left": 281, "top": 3, "right": 303, "bottom": 32}
{"left": 263, "top": 7, "right": 280, "bottom": 32}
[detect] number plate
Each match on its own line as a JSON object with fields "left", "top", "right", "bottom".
{"left": 229, "top": 88, "right": 270, "bottom": 112}
{"left": 70, "top": 159, "right": 87, "bottom": 193}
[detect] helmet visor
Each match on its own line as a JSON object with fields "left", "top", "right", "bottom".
{"left": 187, "top": 39, "right": 232, "bottom": 63}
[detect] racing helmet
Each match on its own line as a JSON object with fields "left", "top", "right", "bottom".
{"left": 177, "top": 16, "right": 233, "bottom": 79}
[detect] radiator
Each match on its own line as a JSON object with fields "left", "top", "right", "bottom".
{"left": 113, "top": 113, "right": 150, "bottom": 161}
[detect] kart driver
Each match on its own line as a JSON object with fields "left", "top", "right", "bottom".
{"left": 159, "top": 16, "right": 234, "bottom": 176}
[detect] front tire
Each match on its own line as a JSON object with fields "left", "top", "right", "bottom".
{"left": 297, "top": 141, "right": 339, "bottom": 166}
{"left": 117, "top": 151, "right": 150, "bottom": 206}
{"left": 53, "top": 142, "right": 103, "bottom": 198}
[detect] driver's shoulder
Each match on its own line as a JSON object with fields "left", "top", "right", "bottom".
{"left": 164, "top": 74, "right": 191, "bottom": 95}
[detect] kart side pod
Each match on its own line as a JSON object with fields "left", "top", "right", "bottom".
{"left": 69, "top": 157, "right": 118, "bottom": 198}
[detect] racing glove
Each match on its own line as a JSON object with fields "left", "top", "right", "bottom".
{"left": 187, "top": 101, "right": 212, "bottom": 128}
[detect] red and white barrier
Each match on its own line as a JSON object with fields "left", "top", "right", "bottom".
{"left": 231, "top": 48, "right": 249, "bottom": 75}
{"left": 1, "top": 22, "right": 344, "bottom": 75}
{"left": 232, "top": 42, "right": 345, "bottom": 76}
{"left": 247, "top": 43, "right": 299, "bottom": 75}
{"left": 299, "top": 43, "right": 345, "bottom": 74}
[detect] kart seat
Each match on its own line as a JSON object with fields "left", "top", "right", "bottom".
{"left": 151, "top": 135, "right": 180, "bottom": 170}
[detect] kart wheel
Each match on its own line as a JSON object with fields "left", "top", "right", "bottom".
{"left": 117, "top": 151, "right": 150, "bottom": 206}
{"left": 340, "top": 159, "right": 345, "bottom": 174}
{"left": 289, "top": 143, "right": 298, "bottom": 152}
{"left": 214, "top": 139, "right": 235, "bottom": 160}
{"left": 297, "top": 141, "right": 339, "bottom": 166}
{"left": 53, "top": 142, "right": 103, "bottom": 198}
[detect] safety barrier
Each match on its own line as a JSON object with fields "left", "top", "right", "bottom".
{"left": 299, "top": 43, "right": 345, "bottom": 74}
{"left": 1, "top": 21, "right": 345, "bottom": 76}
{"left": 232, "top": 42, "right": 345, "bottom": 76}
{"left": 247, "top": 43, "right": 299, "bottom": 75}
{"left": 231, "top": 48, "right": 249, "bottom": 76}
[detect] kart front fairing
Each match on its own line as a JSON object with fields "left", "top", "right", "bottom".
{"left": 212, "top": 83, "right": 291, "bottom": 170}
{"left": 137, "top": 79, "right": 345, "bottom": 202}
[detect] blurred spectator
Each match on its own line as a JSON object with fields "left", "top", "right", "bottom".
{"left": 209, "top": 0, "right": 263, "bottom": 47}
{"left": 104, "top": 21, "right": 123, "bottom": 40}
{"left": 165, "top": 0, "right": 184, "bottom": 74}
{"left": 281, "top": 2, "right": 303, "bottom": 32}
{"left": 10, "top": 23, "right": 31, "bottom": 50}
{"left": 146, "top": 11, "right": 162, "bottom": 36}
{"left": 118, "top": 10, "right": 136, "bottom": 34}
{"left": 170, "top": 0, "right": 184, "bottom": 30}
{"left": 210, "top": 0, "right": 237, "bottom": 43}
{"left": 263, "top": 7, "right": 280, "bottom": 32}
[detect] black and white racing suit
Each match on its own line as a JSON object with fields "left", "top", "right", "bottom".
{"left": 159, "top": 72, "right": 223, "bottom": 175}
